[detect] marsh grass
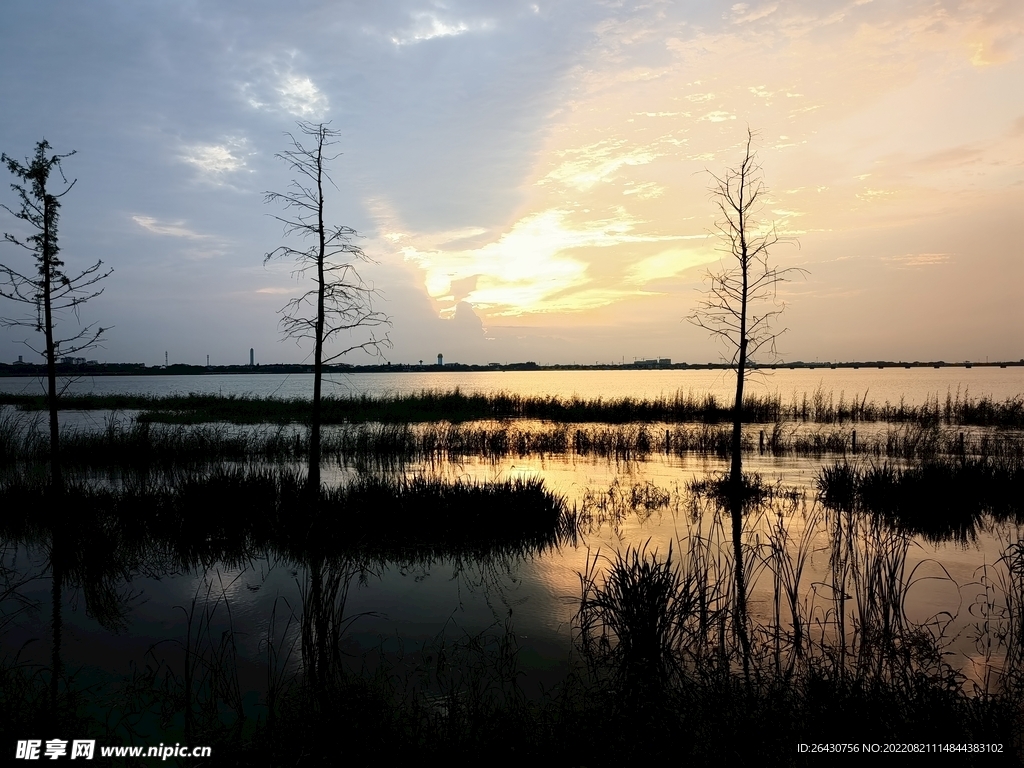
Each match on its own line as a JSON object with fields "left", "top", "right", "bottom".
{"left": 817, "top": 456, "right": 1024, "bottom": 541}
{"left": 3, "top": 411, "right": 1020, "bottom": 476}
{"left": 574, "top": 480, "right": 673, "bottom": 533}
{"left": 687, "top": 472, "right": 802, "bottom": 509}
{"left": 1, "top": 389, "right": 780, "bottom": 425}
{"left": 0, "top": 468, "right": 575, "bottom": 569}
{"left": 576, "top": 542, "right": 692, "bottom": 705}
{"left": 572, "top": 493, "right": 1024, "bottom": 758}
{"left": 6, "top": 386, "right": 1021, "bottom": 427}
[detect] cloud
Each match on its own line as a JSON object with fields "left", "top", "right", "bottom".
{"left": 855, "top": 189, "right": 895, "bottom": 201}
{"left": 622, "top": 181, "right": 664, "bottom": 199}
{"left": 887, "top": 253, "right": 951, "bottom": 268}
{"left": 132, "top": 215, "right": 230, "bottom": 261}
{"left": 540, "top": 140, "right": 660, "bottom": 192}
{"left": 390, "top": 12, "right": 493, "bottom": 46}
{"left": 180, "top": 138, "right": 253, "bottom": 183}
{"left": 132, "top": 216, "right": 210, "bottom": 240}
{"left": 276, "top": 74, "right": 328, "bottom": 118}
{"left": 701, "top": 111, "right": 736, "bottom": 122}
{"left": 910, "top": 144, "right": 985, "bottom": 170}
{"left": 399, "top": 208, "right": 689, "bottom": 316}
{"left": 241, "top": 58, "right": 328, "bottom": 118}
{"left": 626, "top": 247, "right": 719, "bottom": 285}
{"left": 730, "top": 3, "right": 779, "bottom": 25}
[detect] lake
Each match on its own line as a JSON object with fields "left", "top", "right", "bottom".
{"left": 2, "top": 366, "right": 1023, "bottom": 404}
{"left": 2, "top": 368, "right": 1022, "bottom": 751}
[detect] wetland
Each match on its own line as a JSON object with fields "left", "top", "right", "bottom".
{"left": 2, "top": 369, "right": 1022, "bottom": 765}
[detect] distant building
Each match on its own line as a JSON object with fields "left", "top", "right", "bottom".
{"left": 250, "top": 348, "right": 254, "bottom": 367}
{"left": 437, "top": 353, "right": 443, "bottom": 366}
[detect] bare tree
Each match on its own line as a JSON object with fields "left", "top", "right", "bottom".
{"left": 687, "top": 129, "right": 803, "bottom": 674}
{"left": 264, "top": 122, "right": 391, "bottom": 495}
{"left": 689, "top": 129, "right": 802, "bottom": 485}
{"left": 1, "top": 140, "right": 112, "bottom": 489}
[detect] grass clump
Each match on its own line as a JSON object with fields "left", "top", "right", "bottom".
{"left": 0, "top": 468, "right": 575, "bottom": 566}
{"left": 817, "top": 456, "right": 1024, "bottom": 541}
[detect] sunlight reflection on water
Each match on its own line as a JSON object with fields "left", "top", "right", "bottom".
{"left": 2, "top": 369, "right": 1021, "bottom": 701}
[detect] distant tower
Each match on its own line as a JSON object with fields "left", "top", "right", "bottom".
{"left": 207, "top": 354, "right": 210, "bottom": 367}
{"left": 165, "top": 351, "right": 168, "bottom": 367}
{"left": 437, "top": 353, "right": 443, "bottom": 366}
{"left": 250, "top": 348, "right": 254, "bottom": 367}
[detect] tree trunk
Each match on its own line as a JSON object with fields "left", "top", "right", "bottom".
{"left": 42, "top": 195, "right": 62, "bottom": 491}
{"left": 307, "top": 130, "right": 327, "bottom": 499}
{"left": 731, "top": 174, "right": 751, "bottom": 678}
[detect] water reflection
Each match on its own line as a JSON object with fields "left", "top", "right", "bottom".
{"left": 1, "top": 452, "right": 1022, "bottom": 757}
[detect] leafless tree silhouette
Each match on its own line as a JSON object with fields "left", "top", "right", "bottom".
{"left": 687, "top": 128, "right": 804, "bottom": 675}
{"left": 264, "top": 122, "right": 391, "bottom": 495}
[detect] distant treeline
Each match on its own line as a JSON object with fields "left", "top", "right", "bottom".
{"left": 2, "top": 388, "right": 1023, "bottom": 427}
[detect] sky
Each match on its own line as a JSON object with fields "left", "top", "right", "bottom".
{"left": 0, "top": 0, "right": 1021, "bottom": 367}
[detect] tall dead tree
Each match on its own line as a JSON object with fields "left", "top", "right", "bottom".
{"left": 688, "top": 129, "right": 803, "bottom": 673}
{"left": 1, "top": 140, "right": 112, "bottom": 489}
{"left": 264, "top": 122, "right": 391, "bottom": 496}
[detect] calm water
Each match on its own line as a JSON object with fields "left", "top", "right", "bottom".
{"left": 2, "top": 367, "right": 1023, "bottom": 405}
{"left": 2, "top": 368, "right": 1022, "bottom": 709}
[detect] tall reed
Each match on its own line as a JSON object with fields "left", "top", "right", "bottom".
{"left": 7, "top": 387, "right": 1020, "bottom": 426}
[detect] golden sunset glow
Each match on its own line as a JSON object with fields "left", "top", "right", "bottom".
{"left": 363, "top": 0, "right": 1023, "bottom": 363}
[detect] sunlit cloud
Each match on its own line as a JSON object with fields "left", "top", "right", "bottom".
{"left": 625, "top": 247, "right": 719, "bottom": 286}
{"left": 701, "top": 111, "right": 736, "bottom": 122}
{"left": 622, "top": 181, "right": 664, "bottom": 199}
{"left": 241, "top": 57, "right": 328, "bottom": 118}
{"left": 276, "top": 74, "right": 328, "bottom": 118}
{"left": 887, "top": 253, "right": 951, "bottom": 268}
{"left": 855, "top": 189, "right": 895, "bottom": 201}
{"left": 390, "top": 13, "right": 492, "bottom": 46}
{"left": 540, "top": 141, "right": 660, "bottom": 192}
{"left": 730, "top": 3, "right": 779, "bottom": 25}
{"left": 399, "top": 208, "right": 688, "bottom": 316}
{"left": 180, "top": 138, "right": 253, "bottom": 183}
